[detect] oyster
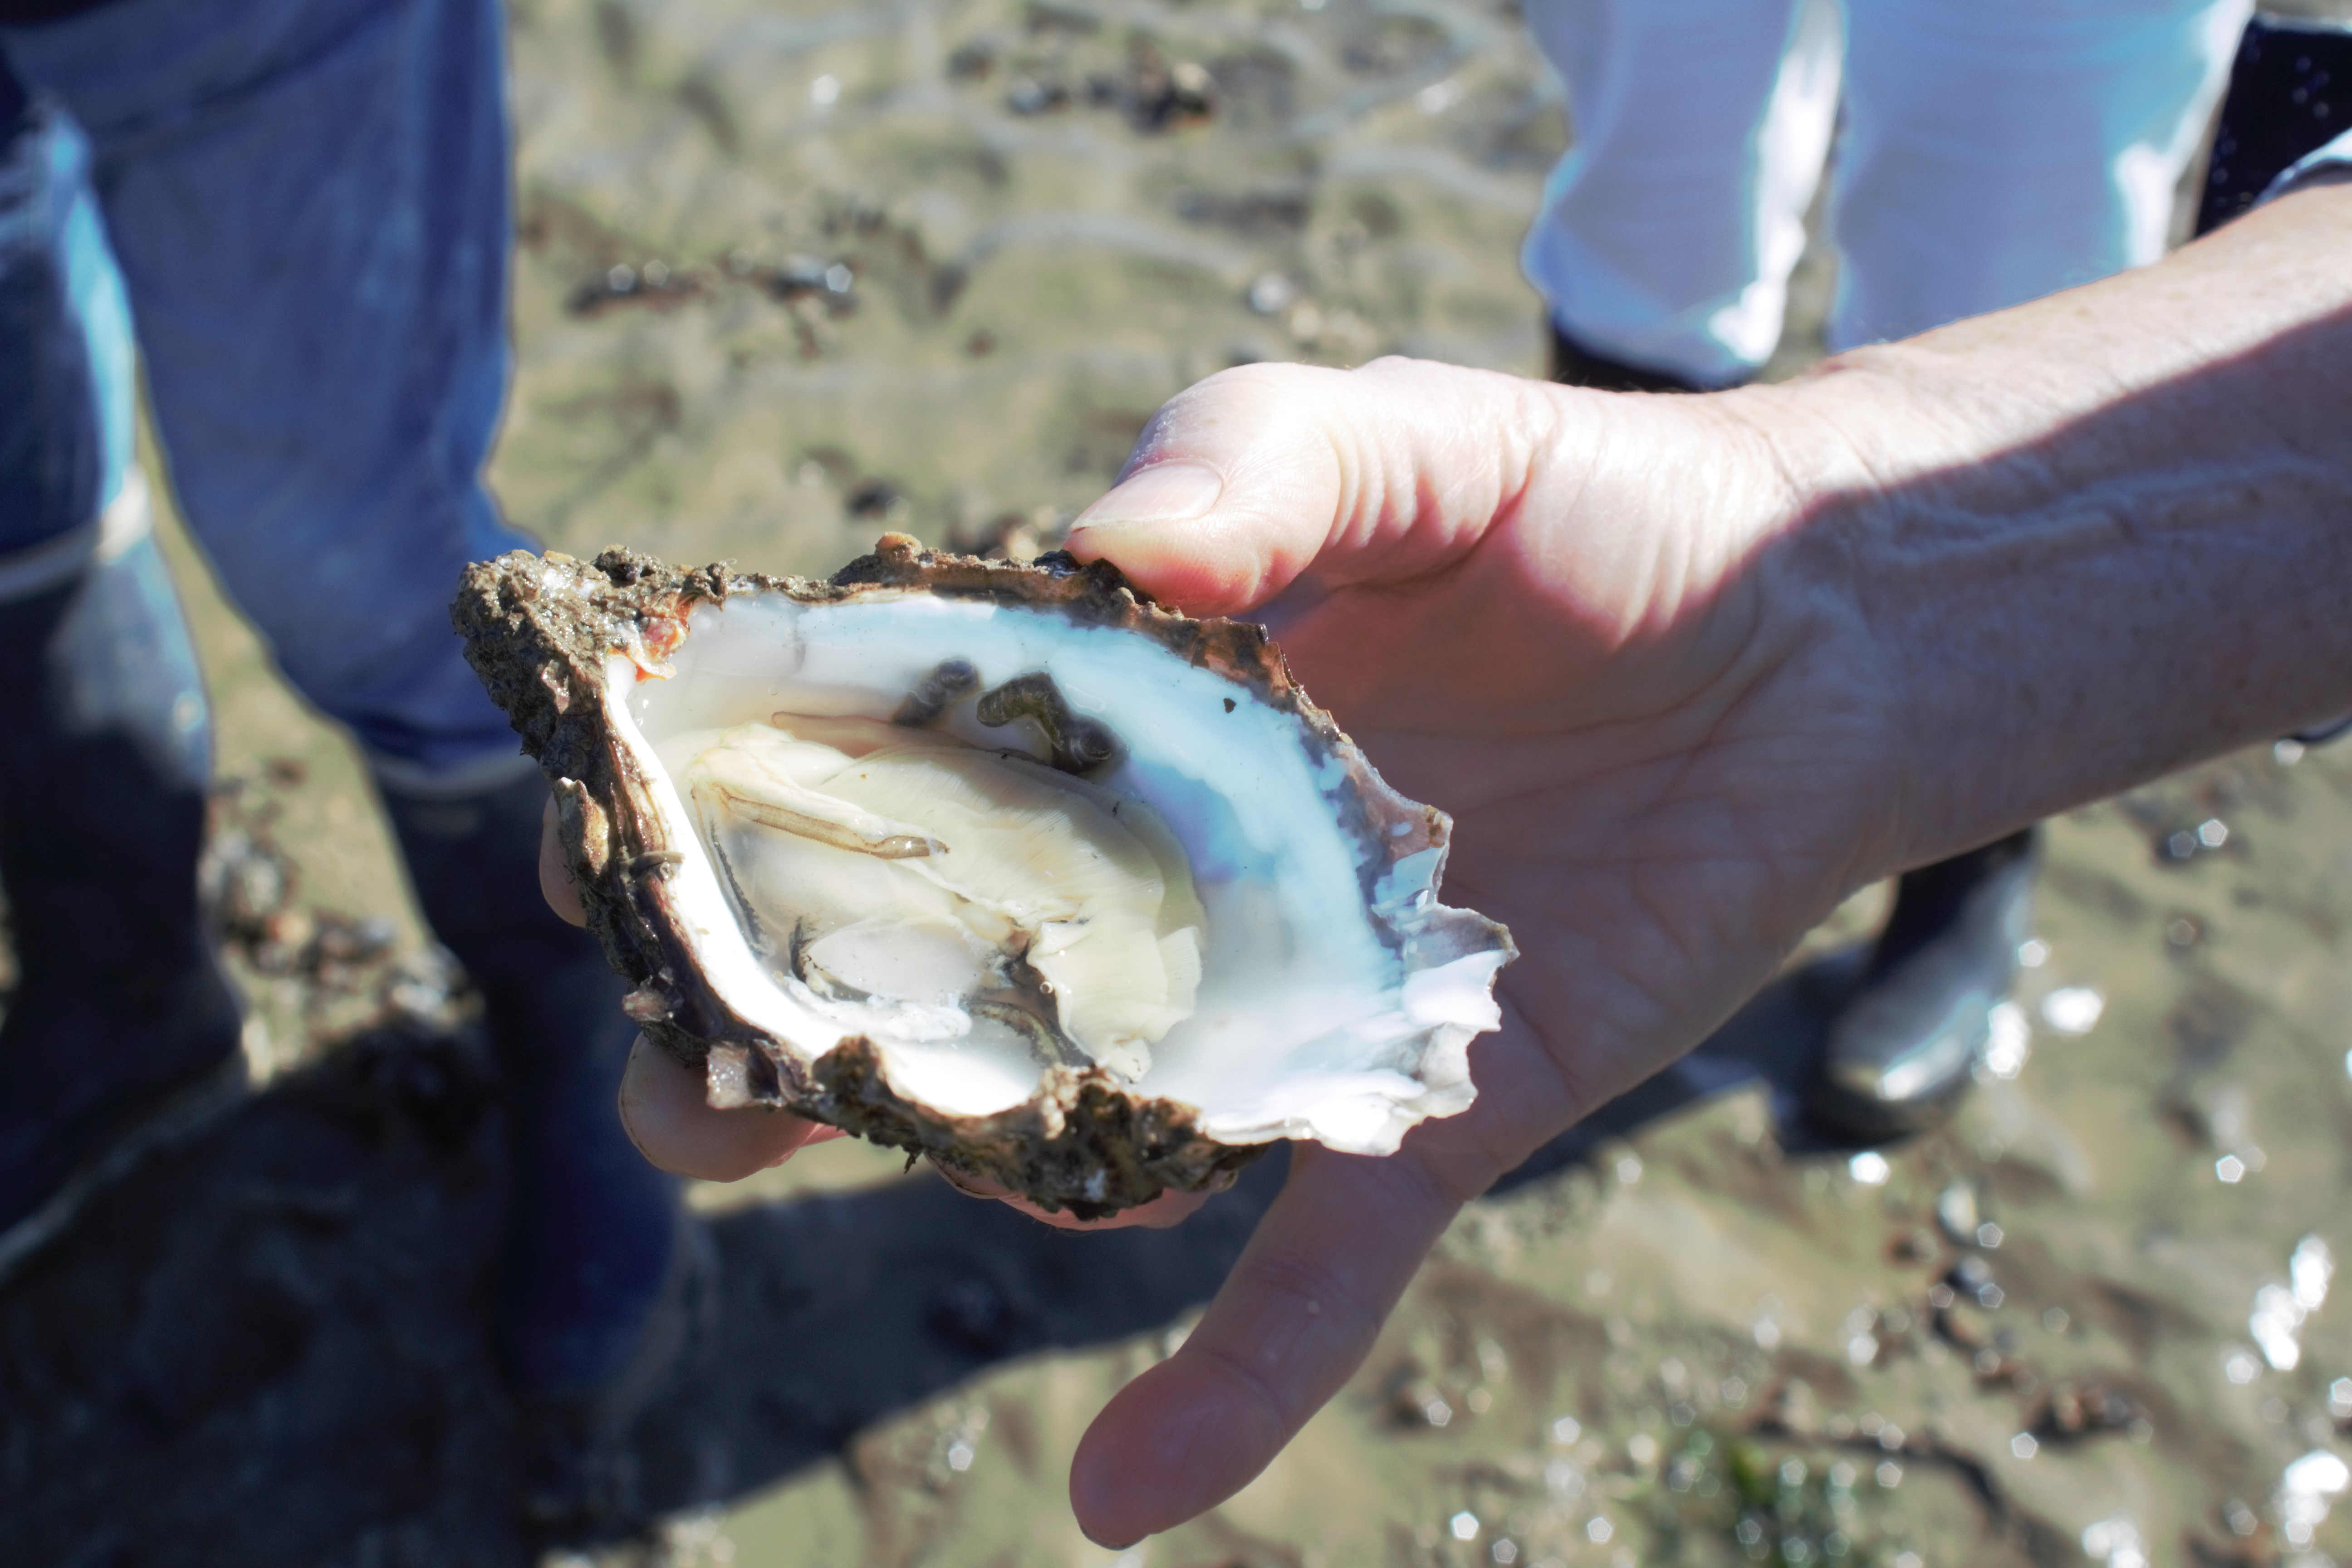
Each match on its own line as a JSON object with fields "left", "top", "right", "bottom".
{"left": 455, "top": 537, "right": 1513, "bottom": 1215}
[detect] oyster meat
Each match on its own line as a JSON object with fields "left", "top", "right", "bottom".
{"left": 456, "top": 537, "right": 1513, "bottom": 1214}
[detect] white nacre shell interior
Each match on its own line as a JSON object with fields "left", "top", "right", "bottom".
{"left": 601, "top": 588, "right": 1504, "bottom": 1156}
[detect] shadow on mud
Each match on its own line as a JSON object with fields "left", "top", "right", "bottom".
{"left": 0, "top": 1018, "right": 1287, "bottom": 1566}
{"left": 0, "top": 967, "right": 1848, "bottom": 1566}
{"left": 1497, "top": 962, "right": 1877, "bottom": 1196}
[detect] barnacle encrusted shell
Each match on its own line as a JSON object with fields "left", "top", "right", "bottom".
{"left": 454, "top": 537, "right": 1514, "bottom": 1215}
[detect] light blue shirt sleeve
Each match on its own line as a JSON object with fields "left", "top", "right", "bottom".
{"left": 2266, "top": 129, "right": 2352, "bottom": 201}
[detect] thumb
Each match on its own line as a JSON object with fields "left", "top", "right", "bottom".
{"left": 1067, "top": 358, "right": 1560, "bottom": 617}
{"left": 1066, "top": 362, "right": 1349, "bottom": 615}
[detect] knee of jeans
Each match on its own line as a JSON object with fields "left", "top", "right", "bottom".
{"left": 259, "top": 605, "right": 522, "bottom": 781}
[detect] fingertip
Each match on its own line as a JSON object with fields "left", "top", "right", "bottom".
{"left": 617, "top": 1032, "right": 823, "bottom": 1180}
{"left": 1068, "top": 1396, "right": 1143, "bottom": 1546}
{"left": 1067, "top": 514, "right": 1291, "bottom": 620}
{"left": 1069, "top": 1350, "right": 1285, "bottom": 1546}
{"left": 1066, "top": 514, "right": 1227, "bottom": 615}
{"left": 1067, "top": 370, "right": 1342, "bottom": 617}
{"left": 1074, "top": 460, "right": 1224, "bottom": 530}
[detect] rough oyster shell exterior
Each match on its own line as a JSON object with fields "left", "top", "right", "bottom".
{"left": 455, "top": 536, "right": 1509, "bottom": 1215}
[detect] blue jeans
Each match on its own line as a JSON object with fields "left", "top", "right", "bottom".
{"left": 0, "top": 0, "right": 528, "bottom": 775}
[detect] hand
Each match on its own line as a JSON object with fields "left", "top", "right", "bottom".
{"left": 1054, "top": 357, "right": 1916, "bottom": 1544}
{"left": 535, "top": 181, "right": 2352, "bottom": 1543}
{"left": 533, "top": 354, "right": 1913, "bottom": 1537}
{"left": 1055, "top": 186, "right": 2352, "bottom": 1540}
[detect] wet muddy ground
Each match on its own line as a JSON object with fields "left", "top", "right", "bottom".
{"left": 10, "top": 0, "right": 2352, "bottom": 1564}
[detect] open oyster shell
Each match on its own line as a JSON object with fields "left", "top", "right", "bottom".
{"left": 455, "top": 537, "right": 1513, "bottom": 1215}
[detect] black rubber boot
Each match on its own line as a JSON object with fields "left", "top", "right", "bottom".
{"left": 2195, "top": 17, "right": 2352, "bottom": 238}
{"left": 1804, "top": 828, "right": 2041, "bottom": 1142}
{"left": 0, "top": 526, "right": 245, "bottom": 1257}
{"left": 0, "top": 74, "right": 242, "bottom": 1262}
{"left": 375, "top": 763, "right": 692, "bottom": 1534}
{"left": 1547, "top": 320, "right": 1718, "bottom": 394}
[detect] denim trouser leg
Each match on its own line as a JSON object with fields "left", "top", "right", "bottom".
{"left": 0, "top": 60, "right": 243, "bottom": 1244}
{"left": 1831, "top": 0, "right": 2249, "bottom": 348}
{"left": 1, "top": 0, "right": 530, "bottom": 776}
{"left": 4, "top": 3, "right": 682, "bottom": 1412}
{"left": 0, "top": 79, "right": 136, "bottom": 553}
{"left": 1520, "top": 0, "right": 1841, "bottom": 387}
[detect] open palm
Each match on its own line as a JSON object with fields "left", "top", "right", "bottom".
{"left": 558, "top": 354, "right": 1920, "bottom": 1546}
{"left": 1057, "top": 356, "right": 1910, "bottom": 1544}
{"left": 575, "top": 184, "right": 2352, "bottom": 1548}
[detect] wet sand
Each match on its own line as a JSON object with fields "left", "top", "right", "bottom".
{"left": 73, "top": 0, "right": 2352, "bottom": 1564}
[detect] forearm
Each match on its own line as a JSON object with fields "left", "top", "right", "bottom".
{"left": 1752, "top": 181, "right": 2352, "bottom": 870}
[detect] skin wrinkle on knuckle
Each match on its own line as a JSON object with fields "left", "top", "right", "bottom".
{"left": 1311, "top": 376, "right": 1384, "bottom": 560}
{"left": 1737, "top": 539, "right": 1914, "bottom": 881}
{"left": 1407, "top": 1076, "right": 1528, "bottom": 1201}
{"left": 1472, "top": 1009, "right": 1590, "bottom": 1166}
{"left": 1232, "top": 1220, "right": 1368, "bottom": 1313}
{"left": 1790, "top": 538, "right": 1918, "bottom": 865}
{"left": 1216, "top": 1248, "right": 1381, "bottom": 1404}
{"left": 1424, "top": 371, "right": 1524, "bottom": 545}
{"left": 1519, "top": 1049, "right": 1610, "bottom": 1167}
{"left": 1358, "top": 1141, "right": 1475, "bottom": 1237}
{"left": 1500, "top": 377, "right": 1568, "bottom": 516}
{"left": 1455, "top": 1119, "right": 1539, "bottom": 1204}
{"left": 1176, "top": 1333, "right": 1299, "bottom": 1458}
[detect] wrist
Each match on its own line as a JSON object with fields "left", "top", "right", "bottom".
{"left": 1737, "top": 252, "right": 2352, "bottom": 874}
{"left": 1688, "top": 377, "right": 1932, "bottom": 891}
{"left": 1741, "top": 360, "right": 2019, "bottom": 877}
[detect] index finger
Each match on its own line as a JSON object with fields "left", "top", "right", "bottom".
{"left": 619, "top": 1030, "right": 840, "bottom": 1180}
{"left": 1066, "top": 1140, "right": 1468, "bottom": 1547}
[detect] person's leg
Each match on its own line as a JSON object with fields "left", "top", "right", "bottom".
{"left": 3, "top": 0, "right": 686, "bottom": 1499}
{"left": 1803, "top": 828, "right": 2039, "bottom": 1140}
{"left": 1830, "top": 0, "right": 2249, "bottom": 347}
{"left": 376, "top": 757, "right": 700, "bottom": 1514}
{"left": 1, "top": 0, "right": 523, "bottom": 771}
{"left": 1522, "top": 0, "right": 1842, "bottom": 388}
{"left": 0, "top": 72, "right": 241, "bottom": 1252}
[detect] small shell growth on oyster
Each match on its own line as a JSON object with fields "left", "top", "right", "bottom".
{"left": 456, "top": 538, "right": 1514, "bottom": 1215}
